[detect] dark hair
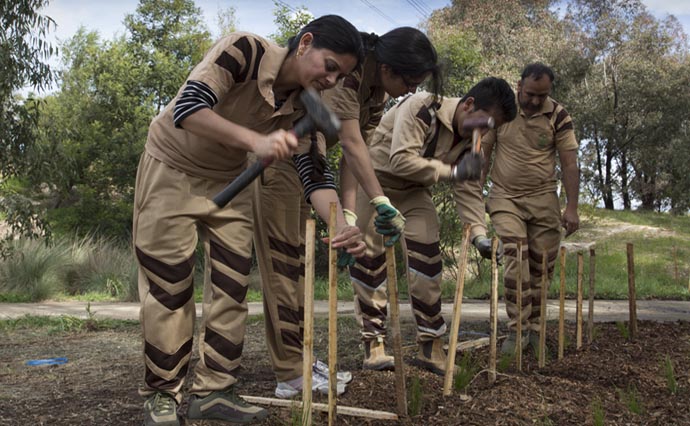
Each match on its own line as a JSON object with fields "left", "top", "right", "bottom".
{"left": 461, "top": 77, "right": 517, "bottom": 123}
{"left": 361, "top": 27, "right": 443, "bottom": 97}
{"left": 287, "top": 15, "right": 364, "bottom": 64}
{"left": 521, "top": 62, "right": 555, "bottom": 82}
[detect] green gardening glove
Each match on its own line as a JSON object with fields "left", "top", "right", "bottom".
{"left": 370, "top": 196, "right": 406, "bottom": 247}
{"left": 337, "top": 248, "right": 356, "bottom": 268}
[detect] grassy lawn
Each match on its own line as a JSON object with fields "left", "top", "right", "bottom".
{"left": 1, "top": 207, "right": 688, "bottom": 303}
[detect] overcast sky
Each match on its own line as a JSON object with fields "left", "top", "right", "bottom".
{"left": 25, "top": 0, "right": 690, "bottom": 94}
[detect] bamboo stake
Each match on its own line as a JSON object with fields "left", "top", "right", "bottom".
{"left": 239, "top": 396, "right": 399, "bottom": 421}
{"left": 301, "top": 219, "right": 316, "bottom": 426}
{"left": 626, "top": 243, "right": 638, "bottom": 341}
{"left": 515, "top": 240, "right": 523, "bottom": 371}
{"left": 558, "top": 246, "right": 566, "bottom": 360}
{"left": 443, "top": 224, "right": 471, "bottom": 396}
{"left": 538, "top": 251, "right": 547, "bottom": 368}
{"left": 576, "top": 252, "right": 584, "bottom": 349}
{"left": 587, "top": 247, "right": 596, "bottom": 344}
{"left": 488, "top": 237, "right": 499, "bottom": 385}
{"left": 385, "top": 243, "right": 407, "bottom": 416}
{"left": 327, "top": 203, "right": 338, "bottom": 426}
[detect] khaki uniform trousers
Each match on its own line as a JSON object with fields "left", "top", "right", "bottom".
{"left": 252, "top": 159, "right": 309, "bottom": 382}
{"left": 133, "top": 153, "right": 255, "bottom": 404}
{"left": 350, "top": 185, "right": 447, "bottom": 344}
{"left": 487, "top": 192, "right": 562, "bottom": 332}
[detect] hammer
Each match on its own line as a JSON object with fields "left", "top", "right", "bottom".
{"left": 212, "top": 88, "right": 341, "bottom": 208}
{"left": 453, "top": 116, "right": 495, "bottom": 181}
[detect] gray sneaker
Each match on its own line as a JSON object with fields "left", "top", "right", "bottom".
{"left": 143, "top": 392, "right": 179, "bottom": 426}
{"left": 187, "top": 388, "right": 268, "bottom": 424}
{"left": 313, "top": 358, "right": 353, "bottom": 384}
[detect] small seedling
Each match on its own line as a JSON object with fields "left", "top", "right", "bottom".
{"left": 497, "top": 352, "right": 514, "bottom": 373}
{"left": 408, "top": 375, "right": 423, "bottom": 416}
{"left": 454, "top": 351, "right": 480, "bottom": 392}
{"left": 662, "top": 355, "right": 678, "bottom": 395}
{"left": 617, "top": 384, "right": 644, "bottom": 415}
{"left": 535, "top": 416, "right": 555, "bottom": 426}
{"left": 591, "top": 398, "right": 605, "bottom": 426}
{"left": 615, "top": 321, "right": 630, "bottom": 340}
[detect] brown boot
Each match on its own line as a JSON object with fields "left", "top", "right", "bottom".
{"left": 362, "top": 337, "right": 395, "bottom": 371}
{"left": 414, "top": 338, "right": 456, "bottom": 376}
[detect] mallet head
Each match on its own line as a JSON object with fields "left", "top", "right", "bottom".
{"left": 297, "top": 88, "right": 341, "bottom": 139}
{"left": 461, "top": 116, "right": 495, "bottom": 131}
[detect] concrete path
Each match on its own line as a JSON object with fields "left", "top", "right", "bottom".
{"left": 2, "top": 299, "right": 689, "bottom": 322}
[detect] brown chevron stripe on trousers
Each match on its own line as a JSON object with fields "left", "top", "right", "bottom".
{"left": 133, "top": 153, "right": 254, "bottom": 403}
{"left": 487, "top": 192, "right": 562, "bottom": 331}
{"left": 253, "top": 159, "right": 308, "bottom": 382}
{"left": 350, "top": 185, "right": 447, "bottom": 344}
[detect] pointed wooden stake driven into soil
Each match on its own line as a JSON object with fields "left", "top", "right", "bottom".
{"left": 489, "top": 237, "right": 499, "bottom": 384}
{"left": 443, "top": 224, "right": 471, "bottom": 396}
{"left": 627, "top": 243, "right": 638, "bottom": 341}
{"left": 538, "top": 251, "right": 547, "bottom": 368}
{"left": 576, "top": 252, "right": 584, "bottom": 349}
{"left": 328, "top": 203, "right": 338, "bottom": 426}
{"left": 302, "top": 219, "right": 316, "bottom": 426}
{"left": 558, "top": 246, "right": 566, "bottom": 360}
{"left": 587, "top": 247, "right": 596, "bottom": 344}
{"left": 385, "top": 243, "right": 407, "bottom": 416}
{"left": 516, "top": 240, "right": 523, "bottom": 371}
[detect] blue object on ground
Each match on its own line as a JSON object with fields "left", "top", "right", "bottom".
{"left": 25, "top": 357, "right": 68, "bottom": 366}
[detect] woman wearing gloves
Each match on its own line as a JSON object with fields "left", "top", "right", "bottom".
{"left": 253, "top": 27, "right": 442, "bottom": 399}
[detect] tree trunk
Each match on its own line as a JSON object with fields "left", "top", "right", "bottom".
{"left": 620, "top": 152, "right": 631, "bottom": 210}
{"left": 603, "top": 141, "right": 614, "bottom": 210}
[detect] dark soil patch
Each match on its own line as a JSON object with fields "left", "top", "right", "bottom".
{"left": 1, "top": 316, "right": 689, "bottom": 425}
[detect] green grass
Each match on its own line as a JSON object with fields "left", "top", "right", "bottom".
{"left": 0, "top": 314, "right": 139, "bottom": 334}
{"left": 408, "top": 375, "right": 424, "bottom": 416}
{"left": 591, "top": 398, "right": 605, "bottom": 426}
{"left": 441, "top": 207, "right": 690, "bottom": 301}
{"left": 1, "top": 207, "right": 688, "bottom": 303}
{"left": 617, "top": 384, "right": 644, "bottom": 415}
{"left": 662, "top": 354, "right": 678, "bottom": 395}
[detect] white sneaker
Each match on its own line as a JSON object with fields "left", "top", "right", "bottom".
{"left": 274, "top": 373, "right": 346, "bottom": 399}
{"left": 313, "top": 359, "right": 353, "bottom": 384}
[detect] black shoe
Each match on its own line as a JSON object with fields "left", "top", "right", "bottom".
{"left": 187, "top": 388, "right": 268, "bottom": 424}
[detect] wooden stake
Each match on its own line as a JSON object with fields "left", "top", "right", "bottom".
{"left": 302, "top": 219, "right": 316, "bottom": 426}
{"left": 538, "top": 251, "right": 547, "bottom": 368}
{"left": 558, "top": 246, "right": 566, "bottom": 360}
{"left": 385, "top": 243, "right": 407, "bottom": 416}
{"left": 626, "top": 243, "right": 638, "bottom": 341}
{"left": 587, "top": 248, "right": 596, "bottom": 344}
{"left": 239, "top": 395, "right": 399, "bottom": 421}
{"left": 488, "top": 237, "right": 499, "bottom": 385}
{"left": 576, "top": 252, "right": 584, "bottom": 349}
{"left": 515, "top": 240, "right": 523, "bottom": 371}
{"left": 327, "top": 203, "right": 338, "bottom": 426}
{"left": 443, "top": 224, "right": 471, "bottom": 396}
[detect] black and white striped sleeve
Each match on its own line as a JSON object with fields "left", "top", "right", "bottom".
{"left": 293, "top": 154, "right": 337, "bottom": 203}
{"left": 173, "top": 80, "right": 219, "bottom": 128}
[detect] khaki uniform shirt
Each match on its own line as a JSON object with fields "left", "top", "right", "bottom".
{"left": 483, "top": 96, "right": 578, "bottom": 198}
{"left": 320, "top": 52, "right": 388, "bottom": 149}
{"left": 145, "top": 32, "right": 307, "bottom": 181}
{"left": 369, "top": 92, "right": 487, "bottom": 240}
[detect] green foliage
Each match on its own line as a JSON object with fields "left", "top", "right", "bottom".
{"left": 0, "top": 238, "right": 68, "bottom": 301}
{"left": 425, "top": 24, "right": 481, "bottom": 96}
{"left": 61, "top": 235, "right": 138, "bottom": 301}
{"left": 617, "top": 384, "right": 644, "bottom": 415}
{"left": 591, "top": 398, "right": 605, "bottom": 426}
{"left": 661, "top": 354, "right": 678, "bottom": 395}
{"left": 453, "top": 351, "right": 480, "bottom": 392}
{"left": 124, "top": 0, "right": 211, "bottom": 112}
{"left": 407, "top": 375, "right": 424, "bottom": 416}
{"left": 1, "top": 1, "right": 56, "bottom": 252}
{"left": 497, "top": 352, "right": 513, "bottom": 373}
{"left": 0, "top": 235, "right": 138, "bottom": 302}
{"left": 269, "top": 2, "right": 313, "bottom": 47}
